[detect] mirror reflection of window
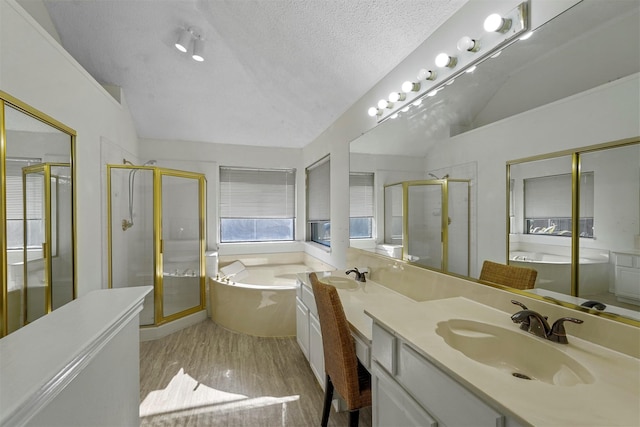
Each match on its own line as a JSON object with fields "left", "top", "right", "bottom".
{"left": 524, "top": 172, "right": 594, "bottom": 238}
{"left": 5, "top": 158, "right": 43, "bottom": 250}
{"left": 349, "top": 173, "right": 374, "bottom": 239}
{"left": 306, "top": 157, "right": 330, "bottom": 247}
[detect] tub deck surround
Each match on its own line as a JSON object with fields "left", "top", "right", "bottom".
{"left": 365, "top": 297, "right": 640, "bottom": 426}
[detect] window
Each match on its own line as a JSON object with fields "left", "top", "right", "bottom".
{"left": 306, "top": 157, "right": 330, "bottom": 246}
{"left": 219, "top": 167, "right": 295, "bottom": 242}
{"left": 524, "top": 172, "right": 594, "bottom": 237}
{"left": 6, "top": 158, "right": 44, "bottom": 250}
{"left": 349, "top": 173, "right": 374, "bottom": 239}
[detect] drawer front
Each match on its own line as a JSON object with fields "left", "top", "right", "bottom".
{"left": 301, "top": 284, "right": 318, "bottom": 316}
{"left": 615, "top": 254, "right": 635, "bottom": 268}
{"left": 372, "top": 323, "right": 396, "bottom": 374}
{"left": 372, "top": 362, "right": 437, "bottom": 427}
{"left": 398, "top": 342, "right": 504, "bottom": 426}
{"left": 353, "top": 333, "right": 371, "bottom": 370}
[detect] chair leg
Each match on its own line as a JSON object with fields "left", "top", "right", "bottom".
{"left": 321, "top": 375, "right": 334, "bottom": 427}
{"left": 349, "top": 409, "right": 360, "bottom": 427}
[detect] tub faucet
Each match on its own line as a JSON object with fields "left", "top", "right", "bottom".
{"left": 511, "top": 309, "right": 583, "bottom": 344}
{"left": 580, "top": 300, "right": 606, "bottom": 311}
{"left": 345, "top": 267, "right": 367, "bottom": 282}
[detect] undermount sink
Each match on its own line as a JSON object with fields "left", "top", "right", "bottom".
{"left": 436, "top": 319, "right": 595, "bottom": 386}
{"left": 322, "top": 276, "right": 359, "bottom": 290}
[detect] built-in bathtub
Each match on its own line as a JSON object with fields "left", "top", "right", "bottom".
{"left": 210, "top": 262, "right": 316, "bottom": 337}
{"left": 509, "top": 250, "right": 609, "bottom": 295}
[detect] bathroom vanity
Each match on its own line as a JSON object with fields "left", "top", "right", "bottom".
{"left": 612, "top": 250, "right": 640, "bottom": 305}
{"left": 296, "top": 257, "right": 640, "bottom": 426}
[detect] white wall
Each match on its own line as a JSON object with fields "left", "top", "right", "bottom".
{"left": 1, "top": 0, "right": 140, "bottom": 295}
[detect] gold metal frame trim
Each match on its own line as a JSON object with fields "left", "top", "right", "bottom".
{"left": 506, "top": 137, "right": 640, "bottom": 327}
{"left": 106, "top": 164, "right": 207, "bottom": 327}
{"left": 0, "top": 92, "right": 77, "bottom": 337}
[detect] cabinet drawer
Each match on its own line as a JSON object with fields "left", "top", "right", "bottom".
{"left": 615, "top": 254, "right": 635, "bottom": 268}
{"left": 301, "top": 284, "right": 318, "bottom": 316}
{"left": 372, "top": 323, "right": 396, "bottom": 374}
{"left": 353, "top": 333, "right": 371, "bottom": 370}
{"left": 372, "top": 362, "right": 437, "bottom": 427}
{"left": 398, "top": 342, "right": 504, "bottom": 426}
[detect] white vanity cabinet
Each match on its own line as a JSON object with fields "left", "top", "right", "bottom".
{"left": 296, "top": 279, "right": 325, "bottom": 388}
{"left": 612, "top": 251, "right": 640, "bottom": 304}
{"left": 371, "top": 322, "right": 520, "bottom": 427}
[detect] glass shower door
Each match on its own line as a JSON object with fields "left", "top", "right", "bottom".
{"left": 159, "top": 172, "right": 204, "bottom": 321}
{"left": 49, "top": 164, "right": 74, "bottom": 310}
{"left": 23, "top": 166, "right": 47, "bottom": 323}
{"left": 407, "top": 182, "right": 444, "bottom": 270}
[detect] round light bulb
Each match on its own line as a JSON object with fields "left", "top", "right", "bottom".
{"left": 401, "top": 106, "right": 410, "bottom": 113}
{"left": 457, "top": 36, "right": 477, "bottom": 52}
{"left": 368, "top": 107, "right": 379, "bottom": 117}
{"left": 417, "top": 68, "right": 436, "bottom": 81}
{"left": 484, "top": 13, "right": 510, "bottom": 32}
{"left": 412, "top": 99, "right": 422, "bottom": 106}
{"left": 378, "top": 99, "right": 389, "bottom": 109}
{"left": 389, "top": 92, "right": 405, "bottom": 103}
{"left": 427, "top": 90, "right": 438, "bottom": 97}
{"left": 390, "top": 113, "right": 399, "bottom": 119}
{"left": 401, "top": 81, "right": 420, "bottom": 93}
{"left": 435, "top": 53, "right": 456, "bottom": 68}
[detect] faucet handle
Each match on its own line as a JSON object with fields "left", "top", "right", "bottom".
{"left": 511, "top": 300, "right": 529, "bottom": 330}
{"left": 550, "top": 317, "right": 584, "bottom": 344}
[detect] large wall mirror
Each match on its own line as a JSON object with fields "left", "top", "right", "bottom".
{"left": 349, "top": 0, "right": 639, "bottom": 325}
{"left": 1, "top": 92, "right": 76, "bottom": 337}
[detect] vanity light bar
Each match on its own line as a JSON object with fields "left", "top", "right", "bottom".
{"left": 367, "top": 1, "right": 529, "bottom": 122}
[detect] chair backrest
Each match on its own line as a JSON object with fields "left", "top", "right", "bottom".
{"left": 479, "top": 260, "right": 537, "bottom": 290}
{"left": 309, "top": 273, "right": 361, "bottom": 408}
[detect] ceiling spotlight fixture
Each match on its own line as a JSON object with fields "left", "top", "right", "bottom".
{"left": 457, "top": 36, "right": 479, "bottom": 52}
{"left": 435, "top": 53, "right": 457, "bottom": 68}
{"left": 484, "top": 13, "right": 511, "bottom": 33}
{"left": 175, "top": 28, "right": 192, "bottom": 52}
{"left": 192, "top": 36, "right": 205, "bottom": 62}
{"left": 389, "top": 92, "right": 406, "bottom": 103}
{"left": 175, "top": 27, "right": 205, "bottom": 62}
{"left": 417, "top": 68, "right": 436, "bottom": 81}
{"left": 368, "top": 107, "right": 382, "bottom": 117}
{"left": 401, "top": 81, "right": 421, "bottom": 93}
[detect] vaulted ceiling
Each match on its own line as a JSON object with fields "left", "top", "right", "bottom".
{"left": 27, "top": 0, "right": 469, "bottom": 148}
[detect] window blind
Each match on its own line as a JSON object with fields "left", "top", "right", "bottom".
{"left": 524, "top": 172, "right": 594, "bottom": 218}
{"left": 5, "top": 158, "right": 43, "bottom": 220}
{"left": 220, "top": 167, "right": 295, "bottom": 218}
{"left": 350, "top": 173, "right": 374, "bottom": 218}
{"left": 307, "top": 158, "right": 330, "bottom": 221}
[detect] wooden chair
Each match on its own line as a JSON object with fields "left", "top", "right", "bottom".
{"left": 309, "top": 273, "right": 372, "bottom": 427}
{"left": 479, "top": 260, "right": 537, "bottom": 290}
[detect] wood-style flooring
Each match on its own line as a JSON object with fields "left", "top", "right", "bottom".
{"left": 140, "top": 319, "right": 372, "bottom": 426}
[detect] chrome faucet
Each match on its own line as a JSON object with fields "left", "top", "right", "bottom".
{"left": 511, "top": 308, "right": 583, "bottom": 344}
{"left": 345, "top": 267, "right": 368, "bottom": 282}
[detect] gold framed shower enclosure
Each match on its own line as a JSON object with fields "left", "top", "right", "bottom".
{"left": 384, "top": 178, "right": 471, "bottom": 276}
{"left": 107, "top": 164, "right": 206, "bottom": 327}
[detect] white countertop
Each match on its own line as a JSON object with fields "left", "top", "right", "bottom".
{"left": 301, "top": 273, "right": 640, "bottom": 426}
{"left": 367, "top": 297, "right": 640, "bottom": 426}
{"left": 0, "top": 287, "right": 152, "bottom": 425}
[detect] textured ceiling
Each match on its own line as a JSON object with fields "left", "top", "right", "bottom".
{"left": 38, "top": 0, "right": 468, "bottom": 148}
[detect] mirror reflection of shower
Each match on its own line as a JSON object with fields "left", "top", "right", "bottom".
{"left": 121, "top": 158, "right": 156, "bottom": 231}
